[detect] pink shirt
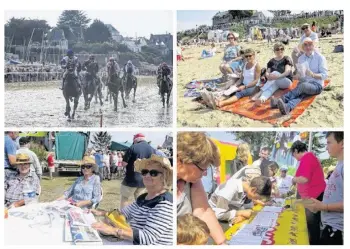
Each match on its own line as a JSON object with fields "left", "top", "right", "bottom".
{"left": 295, "top": 152, "right": 326, "bottom": 198}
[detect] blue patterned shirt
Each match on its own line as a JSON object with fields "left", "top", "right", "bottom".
{"left": 64, "top": 174, "right": 101, "bottom": 205}
{"left": 223, "top": 45, "right": 241, "bottom": 62}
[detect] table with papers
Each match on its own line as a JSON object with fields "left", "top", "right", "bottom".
{"left": 4, "top": 201, "right": 132, "bottom": 246}
{"left": 225, "top": 199, "right": 309, "bottom": 245}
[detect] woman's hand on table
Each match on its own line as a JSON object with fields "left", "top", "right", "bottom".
{"left": 90, "top": 209, "right": 107, "bottom": 216}
{"left": 73, "top": 201, "right": 85, "bottom": 208}
{"left": 92, "top": 222, "right": 115, "bottom": 236}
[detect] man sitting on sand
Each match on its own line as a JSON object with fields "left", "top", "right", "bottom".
{"left": 271, "top": 37, "right": 328, "bottom": 116}
{"left": 291, "top": 23, "right": 319, "bottom": 71}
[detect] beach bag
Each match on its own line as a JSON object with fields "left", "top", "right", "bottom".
{"left": 333, "top": 45, "right": 344, "bottom": 53}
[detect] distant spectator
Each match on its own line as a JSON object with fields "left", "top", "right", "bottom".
{"left": 47, "top": 152, "right": 55, "bottom": 180}
{"left": 120, "top": 133, "right": 155, "bottom": 209}
{"left": 17, "top": 137, "right": 42, "bottom": 179}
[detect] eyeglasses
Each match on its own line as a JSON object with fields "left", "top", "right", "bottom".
{"left": 302, "top": 27, "right": 309, "bottom": 31}
{"left": 228, "top": 37, "right": 235, "bottom": 40}
{"left": 193, "top": 162, "right": 206, "bottom": 172}
{"left": 245, "top": 54, "right": 253, "bottom": 58}
{"left": 141, "top": 169, "right": 163, "bottom": 177}
{"left": 275, "top": 48, "right": 284, "bottom": 52}
{"left": 82, "top": 165, "right": 93, "bottom": 169}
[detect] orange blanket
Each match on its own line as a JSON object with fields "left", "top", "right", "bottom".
{"left": 219, "top": 79, "right": 330, "bottom": 127}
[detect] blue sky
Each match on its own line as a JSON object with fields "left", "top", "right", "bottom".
{"left": 5, "top": 10, "right": 173, "bottom": 38}
{"left": 89, "top": 131, "right": 171, "bottom": 148}
{"left": 177, "top": 10, "right": 221, "bottom": 31}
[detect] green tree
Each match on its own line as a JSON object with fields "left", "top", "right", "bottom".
{"left": 5, "top": 17, "right": 51, "bottom": 46}
{"left": 57, "top": 10, "right": 91, "bottom": 29}
{"left": 30, "top": 143, "right": 48, "bottom": 162}
{"left": 321, "top": 157, "right": 338, "bottom": 168}
{"left": 85, "top": 19, "right": 111, "bottom": 43}
{"left": 141, "top": 46, "right": 162, "bottom": 57}
{"left": 230, "top": 132, "right": 276, "bottom": 160}
{"left": 229, "top": 10, "right": 254, "bottom": 19}
{"left": 90, "top": 132, "right": 112, "bottom": 152}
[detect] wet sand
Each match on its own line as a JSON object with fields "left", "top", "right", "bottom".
{"left": 5, "top": 76, "right": 173, "bottom": 128}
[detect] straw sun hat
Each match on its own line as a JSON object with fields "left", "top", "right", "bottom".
{"left": 14, "top": 154, "right": 33, "bottom": 165}
{"left": 80, "top": 156, "right": 98, "bottom": 172}
{"left": 134, "top": 154, "right": 173, "bottom": 188}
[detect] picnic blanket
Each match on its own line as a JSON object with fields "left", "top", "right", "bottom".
{"left": 219, "top": 79, "right": 330, "bottom": 127}
{"left": 184, "top": 78, "right": 224, "bottom": 97}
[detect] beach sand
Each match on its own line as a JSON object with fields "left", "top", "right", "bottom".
{"left": 177, "top": 35, "right": 343, "bottom": 128}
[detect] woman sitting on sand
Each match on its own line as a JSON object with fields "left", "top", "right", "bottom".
{"left": 219, "top": 32, "right": 243, "bottom": 80}
{"left": 214, "top": 48, "right": 261, "bottom": 108}
{"left": 201, "top": 43, "right": 217, "bottom": 58}
{"left": 251, "top": 43, "right": 293, "bottom": 105}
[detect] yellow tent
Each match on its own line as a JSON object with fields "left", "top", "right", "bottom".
{"left": 211, "top": 138, "right": 253, "bottom": 183}
{"left": 19, "top": 132, "right": 48, "bottom": 137}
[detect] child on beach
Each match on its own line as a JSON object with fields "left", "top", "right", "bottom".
{"left": 177, "top": 214, "right": 210, "bottom": 245}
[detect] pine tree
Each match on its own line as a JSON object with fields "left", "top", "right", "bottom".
{"left": 90, "top": 132, "right": 112, "bottom": 152}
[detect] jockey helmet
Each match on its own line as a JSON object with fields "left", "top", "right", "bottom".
{"left": 67, "top": 49, "right": 74, "bottom": 56}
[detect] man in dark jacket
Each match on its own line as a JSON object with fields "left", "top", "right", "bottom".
{"left": 120, "top": 133, "right": 155, "bottom": 208}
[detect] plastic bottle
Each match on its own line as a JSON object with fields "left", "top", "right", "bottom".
{"left": 23, "top": 182, "right": 37, "bottom": 205}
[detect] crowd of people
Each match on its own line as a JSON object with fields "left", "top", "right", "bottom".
{"left": 176, "top": 132, "right": 343, "bottom": 245}
{"left": 200, "top": 22, "right": 328, "bottom": 117}
{"left": 4, "top": 132, "right": 174, "bottom": 245}
{"left": 5, "top": 64, "right": 64, "bottom": 83}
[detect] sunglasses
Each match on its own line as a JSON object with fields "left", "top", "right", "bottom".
{"left": 245, "top": 54, "right": 253, "bottom": 58}
{"left": 141, "top": 169, "right": 163, "bottom": 177}
{"left": 228, "top": 37, "right": 235, "bottom": 40}
{"left": 275, "top": 48, "right": 284, "bottom": 51}
{"left": 302, "top": 27, "right": 309, "bottom": 31}
{"left": 82, "top": 165, "right": 93, "bottom": 169}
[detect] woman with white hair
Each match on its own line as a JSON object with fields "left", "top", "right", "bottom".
{"left": 91, "top": 154, "right": 173, "bottom": 245}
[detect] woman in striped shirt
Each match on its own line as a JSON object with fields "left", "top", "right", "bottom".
{"left": 92, "top": 154, "right": 173, "bottom": 245}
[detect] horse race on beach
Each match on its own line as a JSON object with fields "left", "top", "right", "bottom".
{"left": 5, "top": 10, "right": 174, "bottom": 128}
